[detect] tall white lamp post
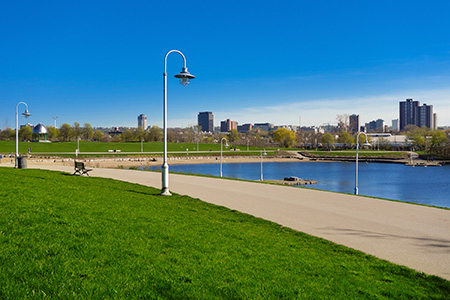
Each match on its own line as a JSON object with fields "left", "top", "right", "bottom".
{"left": 220, "top": 137, "right": 228, "bottom": 177}
{"left": 354, "top": 132, "right": 371, "bottom": 195}
{"left": 15, "top": 102, "right": 31, "bottom": 168}
{"left": 161, "top": 50, "right": 195, "bottom": 195}
{"left": 260, "top": 148, "right": 267, "bottom": 181}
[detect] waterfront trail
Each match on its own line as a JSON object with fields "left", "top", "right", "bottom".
{"left": 10, "top": 163, "right": 450, "bottom": 280}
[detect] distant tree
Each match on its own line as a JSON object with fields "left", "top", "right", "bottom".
{"left": 82, "top": 123, "right": 94, "bottom": 140}
{"left": 18, "top": 126, "right": 32, "bottom": 141}
{"left": 321, "top": 132, "right": 334, "bottom": 149}
{"left": 430, "top": 130, "right": 448, "bottom": 154}
{"left": 47, "top": 126, "right": 60, "bottom": 141}
{"left": 111, "top": 134, "right": 121, "bottom": 143}
{"left": 300, "top": 131, "right": 321, "bottom": 149}
{"left": 246, "top": 129, "right": 267, "bottom": 147}
{"left": 134, "top": 127, "right": 146, "bottom": 141}
{"left": 93, "top": 130, "right": 104, "bottom": 141}
{"left": 336, "top": 114, "right": 349, "bottom": 132}
{"left": 406, "top": 127, "right": 430, "bottom": 151}
{"left": 376, "top": 137, "right": 392, "bottom": 150}
{"left": 337, "top": 131, "right": 353, "bottom": 146}
{"left": 147, "top": 126, "right": 163, "bottom": 142}
{"left": 204, "top": 136, "right": 215, "bottom": 144}
{"left": 167, "top": 129, "right": 177, "bottom": 143}
{"left": 182, "top": 126, "right": 195, "bottom": 143}
{"left": 59, "top": 123, "right": 74, "bottom": 141}
{"left": 227, "top": 129, "right": 240, "bottom": 143}
{"left": 0, "top": 128, "right": 15, "bottom": 140}
{"left": 402, "top": 124, "right": 418, "bottom": 133}
{"left": 73, "top": 122, "right": 82, "bottom": 138}
{"left": 121, "top": 128, "right": 134, "bottom": 142}
{"left": 272, "top": 128, "right": 296, "bottom": 148}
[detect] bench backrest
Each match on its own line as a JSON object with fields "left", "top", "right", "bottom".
{"left": 75, "top": 161, "right": 85, "bottom": 169}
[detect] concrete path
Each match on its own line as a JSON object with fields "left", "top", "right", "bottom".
{"left": 21, "top": 164, "right": 450, "bottom": 280}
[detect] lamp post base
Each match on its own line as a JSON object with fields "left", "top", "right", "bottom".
{"left": 354, "top": 187, "right": 358, "bottom": 195}
{"left": 161, "top": 188, "right": 172, "bottom": 196}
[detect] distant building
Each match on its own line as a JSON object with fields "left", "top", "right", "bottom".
{"left": 418, "top": 103, "right": 434, "bottom": 130}
{"left": 349, "top": 114, "right": 360, "bottom": 134}
{"left": 391, "top": 119, "right": 399, "bottom": 131}
{"left": 365, "top": 119, "right": 384, "bottom": 133}
{"left": 109, "top": 127, "right": 122, "bottom": 136}
{"left": 138, "top": 114, "right": 147, "bottom": 129}
{"left": 237, "top": 123, "right": 253, "bottom": 133}
{"left": 365, "top": 121, "right": 376, "bottom": 132}
{"left": 299, "top": 126, "right": 321, "bottom": 133}
{"left": 399, "top": 99, "right": 435, "bottom": 130}
{"left": 320, "top": 123, "right": 335, "bottom": 133}
{"left": 198, "top": 112, "right": 214, "bottom": 133}
{"left": 220, "top": 119, "right": 238, "bottom": 133}
{"left": 376, "top": 119, "right": 385, "bottom": 132}
{"left": 399, "top": 99, "right": 419, "bottom": 130}
{"left": 253, "top": 123, "right": 274, "bottom": 132}
{"left": 275, "top": 125, "right": 298, "bottom": 131}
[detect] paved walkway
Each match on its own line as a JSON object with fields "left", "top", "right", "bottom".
{"left": 20, "top": 164, "right": 450, "bottom": 280}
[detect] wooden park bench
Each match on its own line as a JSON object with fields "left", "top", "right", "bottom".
{"left": 73, "top": 161, "right": 92, "bottom": 176}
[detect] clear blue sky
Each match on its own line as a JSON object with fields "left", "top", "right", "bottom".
{"left": 1, "top": 0, "right": 450, "bottom": 130}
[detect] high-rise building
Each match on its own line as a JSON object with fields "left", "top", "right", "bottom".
{"left": 349, "top": 114, "right": 360, "bottom": 134}
{"left": 220, "top": 119, "right": 238, "bottom": 133}
{"left": 138, "top": 114, "right": 147, "bottom": 129}
{"left": 399, "top": 99, "right": 435, "bottom": 130}
{"left": 399, "top": 99, "right": 419, "bottom": 131}
{"left": 418, "top": 103, "right": 434, "bottom": 129}
{"left": 198, "top": 112, "right": 214, "bottom": 133}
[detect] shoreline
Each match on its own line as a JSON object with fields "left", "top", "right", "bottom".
{"left": 1, "top": 153, "right": 446, "bottom": 168}
{"left": 4, "top": 156, "right": 303, "bottom": 169}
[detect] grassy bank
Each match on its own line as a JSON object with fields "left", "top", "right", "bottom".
{"left": 0, "top": 141, "right": 276, "bottom": 158}
{"left": 1, "top": 168, "right": 449, "bottom": 299}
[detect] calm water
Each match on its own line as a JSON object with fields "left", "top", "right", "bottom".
{"left": 143, "top": 162, "right": 450, "bottom": 208}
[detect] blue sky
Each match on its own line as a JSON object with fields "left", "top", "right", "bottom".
{"left": 1, "top": 0, "right": 450, "bottom": 130}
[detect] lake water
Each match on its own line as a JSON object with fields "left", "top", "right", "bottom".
{"left": 142, "top": 162, "right": 450, "bottom": 208}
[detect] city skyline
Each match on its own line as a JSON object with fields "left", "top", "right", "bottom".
{"left": 1, "top": 1, "right": 450, "bottom": 129}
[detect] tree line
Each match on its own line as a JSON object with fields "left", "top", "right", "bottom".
{"left": 1, "top": 122, "right": 449, "bottom": 158}
{"left": 0, "top": 123, "right": 164, "bottom": 143}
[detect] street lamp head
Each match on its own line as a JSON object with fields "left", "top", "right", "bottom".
{"left": 174, "top": 67, "right": 195, "bottom": 87}
{"left": 22, "top": 110, "right": 31, "bottom": 118}
{"left": 362, "top": 135, "right": 371, "bottom": 148}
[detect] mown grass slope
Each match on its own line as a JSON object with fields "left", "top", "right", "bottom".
{"left": 1, "top": 168, "right": 449, "bottom": 299}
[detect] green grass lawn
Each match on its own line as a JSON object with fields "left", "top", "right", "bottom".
{"left": 1, "top": 168, "right": 449, "bottom": 299}
{"left": 0, "top": 141, "right": 274, "bottom": 158}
